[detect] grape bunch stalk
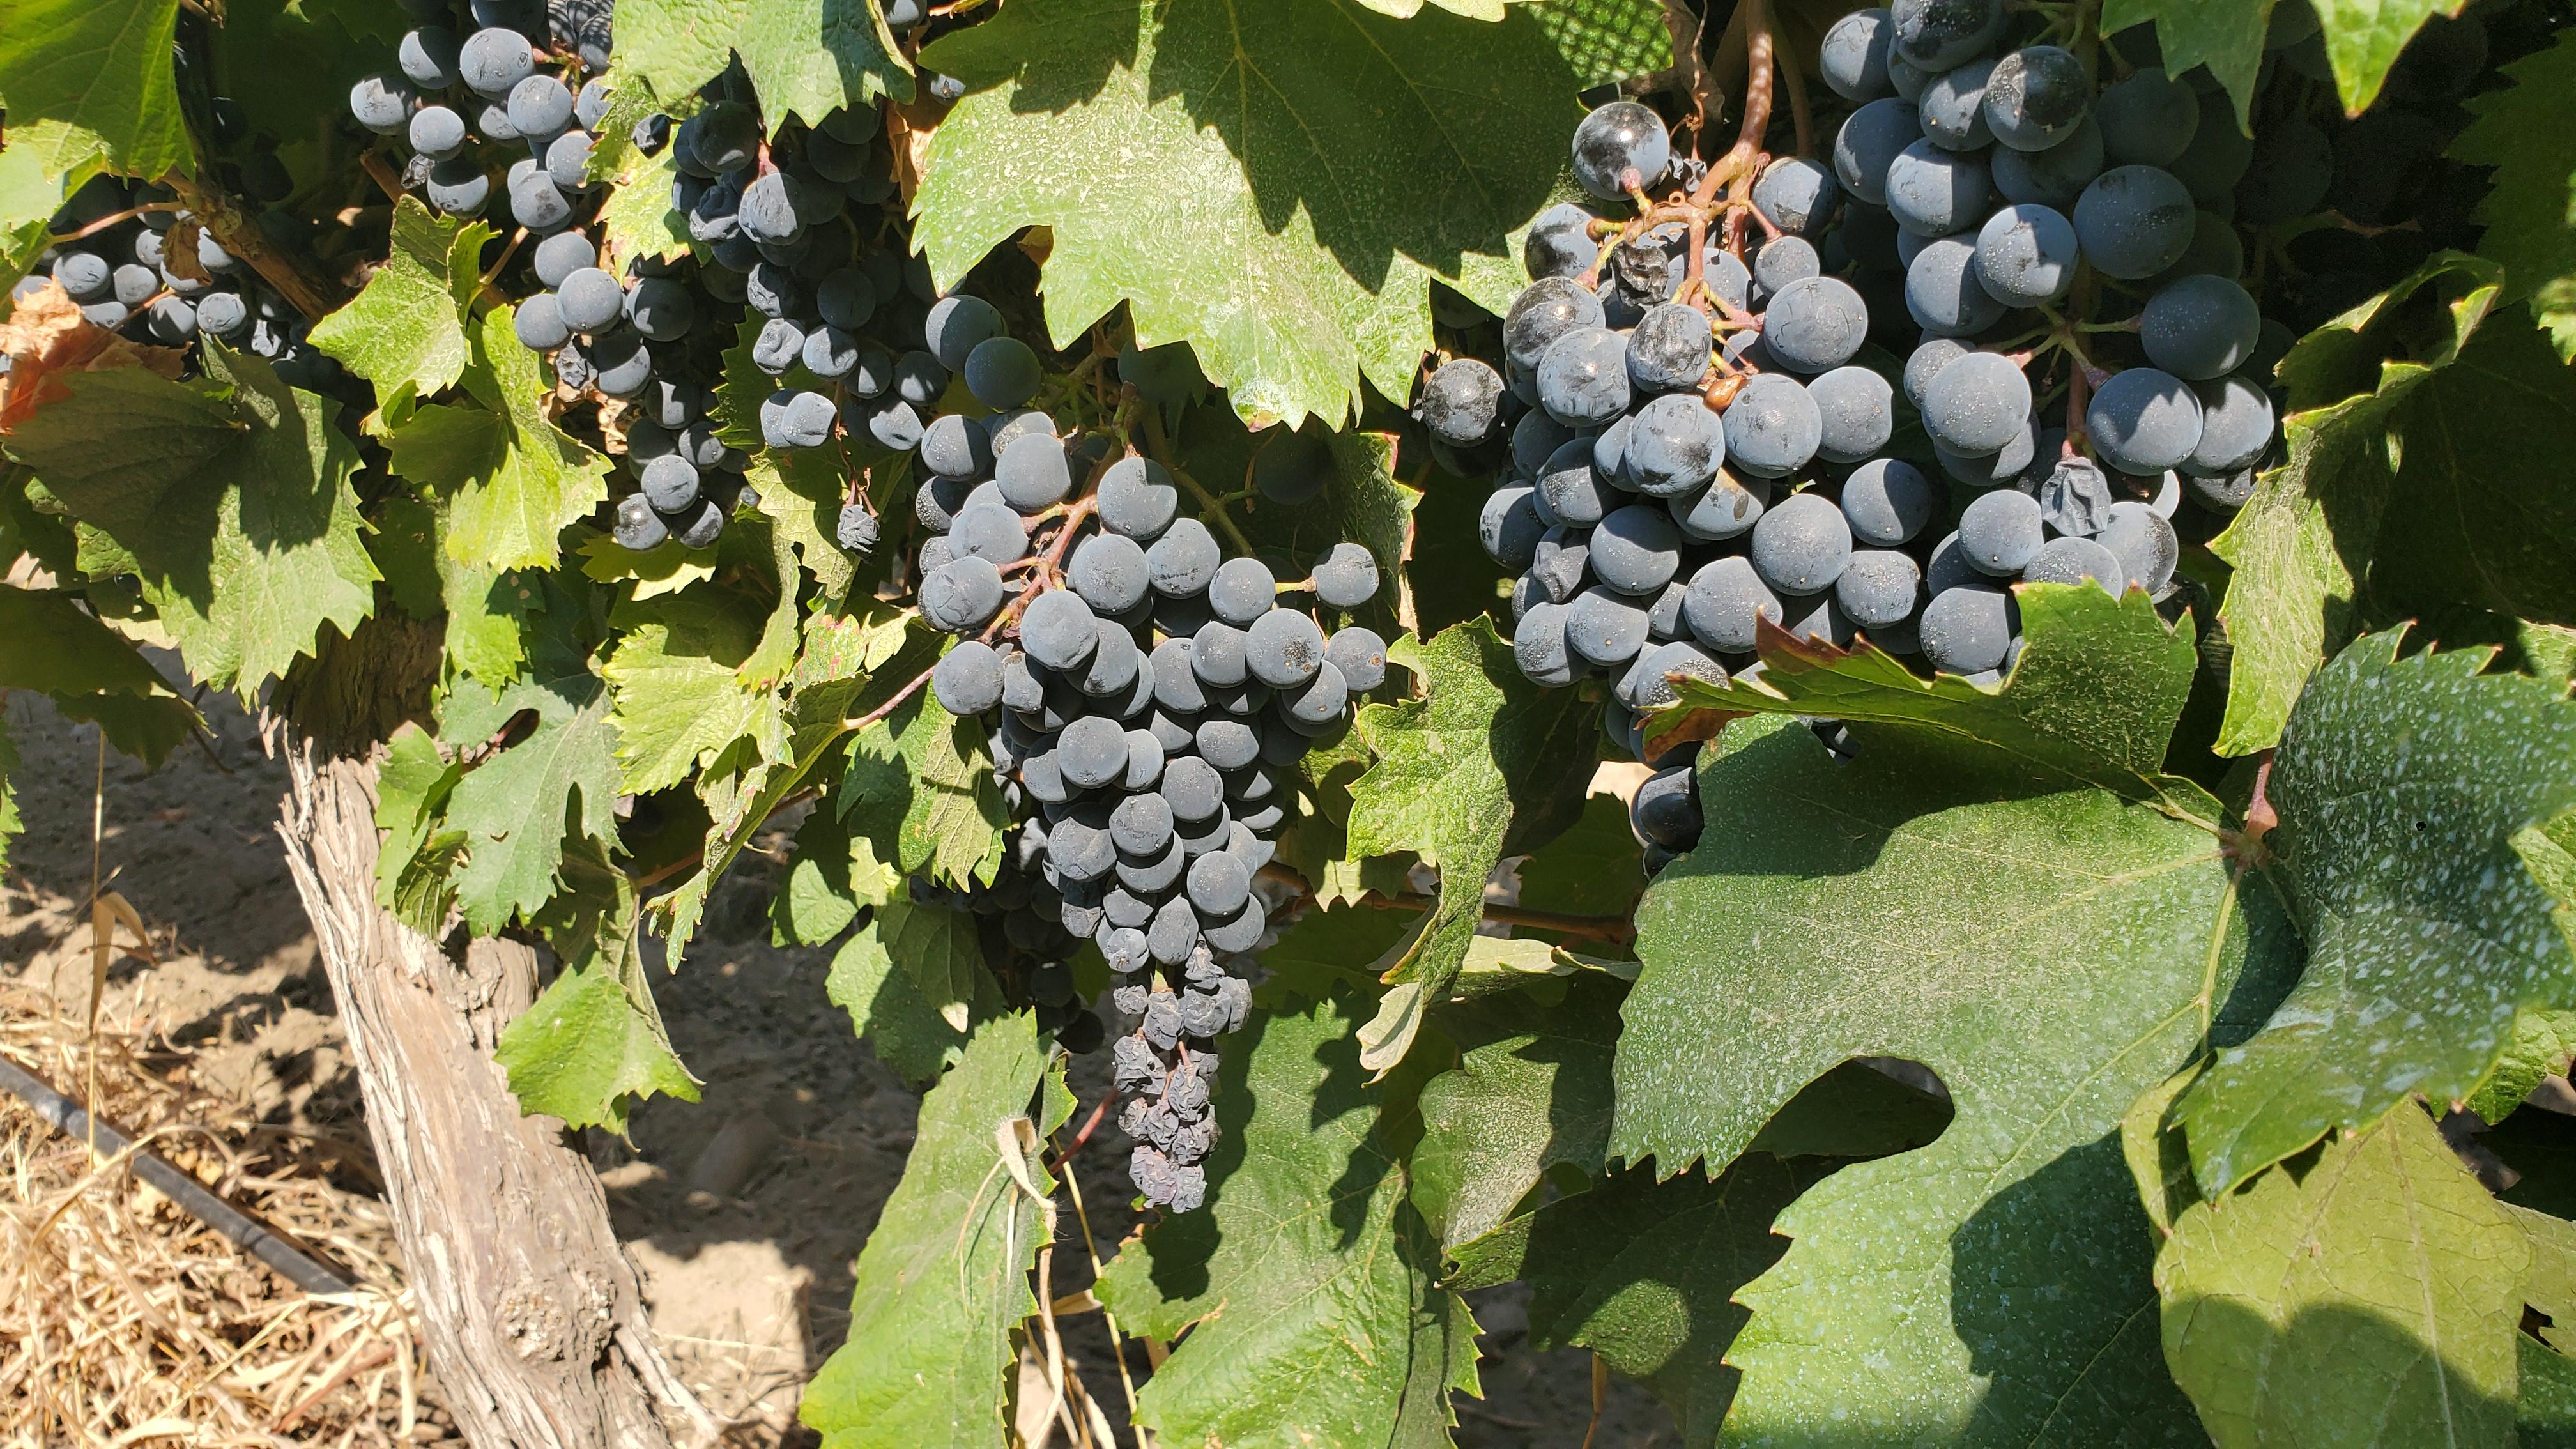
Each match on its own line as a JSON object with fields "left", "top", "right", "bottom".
{"left": 914, "top": 386, "right": 1388, "bottom": 1211}
{"left": 1415, "top": 0, "right": 2338, "bottom": 874}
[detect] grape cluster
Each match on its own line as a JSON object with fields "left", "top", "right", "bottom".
{"left": 351, "top": 0, "right": 926, "bottom": 553}
{"left": 1415, "top": 1, "right": 2396, "bottom": 870}
{"left": 349, "top": 0, "right": 611, "bottom": 229}
{"left": 917, "top": 401, "right": 1387, "bottom": 1211}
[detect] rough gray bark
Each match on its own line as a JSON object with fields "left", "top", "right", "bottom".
{"left": 275, "top": 744, "right": 712, "bottom": 1449}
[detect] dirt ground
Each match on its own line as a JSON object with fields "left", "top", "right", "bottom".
{"left": 1, "top": 676, "right": 1671, "bottom": 1446}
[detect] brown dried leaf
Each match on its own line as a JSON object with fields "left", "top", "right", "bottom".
{"left": 0, "top": 284, "right": 187, "bottom": 433}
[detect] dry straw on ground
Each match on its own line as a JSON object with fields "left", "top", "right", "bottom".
{"left": 0, "top": 970, "right": 452, "bottom": 1447}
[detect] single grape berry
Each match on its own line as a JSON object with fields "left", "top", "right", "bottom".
{"left": 1571, "top": 100, "right": 1672, "bottom": 199}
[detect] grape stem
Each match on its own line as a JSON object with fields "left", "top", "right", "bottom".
{"left": 1655, "top": 0, "right": 1715, "bottom": 146}
{"left": 163, "top": 169, "right": 348, "bottom": 320}
{"left": 2064, "top": 360, "right": 2092, "bottom": 454}
{"left": 1138, "top": 403, "right": 1256, "bottom": 556}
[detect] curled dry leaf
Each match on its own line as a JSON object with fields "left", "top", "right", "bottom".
{"left": 0, "top": 283, "right": 188, "bottom": 433}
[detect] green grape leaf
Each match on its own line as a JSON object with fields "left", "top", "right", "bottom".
{"left": 1095, "top": 991, "right": 1478, "bottom": 1449}
{"left": 2103, "top": 0, "right": 2462, "bottom": 126}
{"left": 4, "top": 343, "right": 378, "bottom": 696}
{"left": 1613, "top": 713, "right": 2301, "bottom": 1443}
{"left": 838, "top": 690, "right": 1008, "bottom": 889}
{"left": 773, "top": 806, "right": 897, "bottom": 947}
{"left": 1344, "top": 617, "right": 1595, "bottom": 1073}
{"left": 2471, "top": 1008, "right": 2576, "bottom": 1125}
{"left": 2369, "top": 312, "right": 2576, "bottom": 628}
{"left": 1412, "top": 971, "right": 1624, "bottom": 1250}
{"left": 0, "top": 149, "right": 79, "bottom": 300}
{"left": 715, "top": 509, "right": 804, "bottom": 688}
{"left": 801, "top": 1013, "right": 1066, "bottom": 1449}
{"left": 494, "top": 932, "right": 700, "bottom": 1133}
{"left": 2209, "top": 253, "right": 2504, "bottom": 755}
{"left": 1446, "top": 1156, "right": 1820, "bottom": 1448}
{"left": 603, "top": 592, "right": 790, "bottom": 795}
{"left": 0, "top": 0, "right": 190, "bottom": 181}
{"left": 873, "top": 894, "right": 987, "bottom": 1034}
{"left": 2175, "top": 634, "right": 2576, "bottom": 1195}
{"left": 443, "top": 669, "right": 622, "bottom": 936}
{"left": 914, "top": 0, "right": 1619, "bottom": 429}
{"left": 824, "top": 905, "right": 979, "bottom": 1084}
{"left": 444, "top": 309, "right": 613, "bottom": 571}
{"left": 50, "top": 686, "right": 200, "bottom": 770}
{"left": 2156, "top": 1107, "right": 2524, "bottom": 1449}
{"left": 751, "top": 446, "right": 862, "bottom": 604}
{"left": 2526, "top": 1337, "right": 2576, "bottom": 1439}
{"left": 595, "top": 112, "right": 693, "bottom": 268}
{"left": 611, "top": 0, "right": 914, "bottom": 130}
{"left": 651, "top": 607, "right": 922, "bottom": 958}
{"left": 2454, "top": 26, "right": 2576, "bottom": 362}
{"left": 385, "top": 491, "right": 583, "bottom": 694}
{"left": 375, "top": 721, "right": 464, "bottom": 934}
{"left": 1669, "top": 582, "right": 2207, "bottom": 811}
{"left": 309, "top": 197, "right": 492, "bottom": 397}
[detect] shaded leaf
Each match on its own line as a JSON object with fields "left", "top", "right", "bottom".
{"left": 4, "top": 342, "right": 378, "bottom": 695}
{"left": 838, "top": 690, "right": 1007, "bottom": 889}
{"left": 2453, "top": 25, "right": 2576, "bottom": 362}
{"left": 1412, "top": 971, "right": 1625, "bottom": 1250}
{"left": 1446, "top": 1156, "right": 1820, "bottom": 1449}
{"left": 1345, "top": 617, "right": 1595, "bottom": 1071}
{"left": 2156, "top": 1107, "right": 2524, "bottom": 1449}
{"left": 823, "top": 905, "right": 977, "bottom": 1084}
{"left": 2371, "top": 311, "right": 2576, "bottom": 628}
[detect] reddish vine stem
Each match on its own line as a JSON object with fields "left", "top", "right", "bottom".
{"left": 2064, "top": 360, "right": 2094, "bottom": 456}
{"left": 1047, "top": 1095, "right": 1116, "bottom": 1169}
{"left": 48, "top": 203, "right": 186, "bottom": 243}
{"left": 1777, "top": 18, "right": 1814, "bottom": 159}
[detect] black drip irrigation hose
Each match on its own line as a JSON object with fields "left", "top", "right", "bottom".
{"left": 0, "top": 1055, "right": 357, "bottom": 1296}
